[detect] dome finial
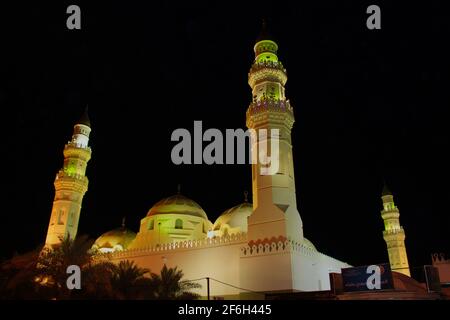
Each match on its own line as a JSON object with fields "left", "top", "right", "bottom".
{"left": 177, "top": 184, "right": 181, "bottom": 194}
{"left": 121, "top": 216, "right": 126, "bottom": 228}
{"left": 244, "top": 190, "right": 248, "bottom": 202}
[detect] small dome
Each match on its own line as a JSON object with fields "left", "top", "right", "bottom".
{"left": 147, "top": 194, "right": 208, "bottom": 220}
{"left": 213, "top": 202, "right": 253, "bottom": 232}
{"left": 93, "top": 227, "right": 136, "bottom": 252}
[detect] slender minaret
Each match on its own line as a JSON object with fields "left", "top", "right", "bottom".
{"left": 45, "top": 107, "right": 92, "bottom": 247}
{"left": 241, "top": 23, "right": 350, "bottom": 294}
{"left": 381, "top": 183, "right": 411, "bottom": 276}
{"left": 246, "top": 21, "right": 303, "bottom": 242}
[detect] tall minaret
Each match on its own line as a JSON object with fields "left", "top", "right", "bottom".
{"left": 45, "top": 108, "right": 92, "bottom": 247}
{"left": 381, "top": 183, "right": 411, "bottom": 276}
{"left": 246, "top": 22, "right": 303, "bottom": 243}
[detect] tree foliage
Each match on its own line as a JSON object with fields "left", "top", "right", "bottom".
{"left": 149, "top": 264, "right": 201, "bottom": 300}
{"left": 0, "top": 236, "right": 201, "bottom": 300}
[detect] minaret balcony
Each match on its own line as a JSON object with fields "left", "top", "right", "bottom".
{"left": 250, "top": 60, "right": 286, "bottom": 73}
{"left": 247, "top": 99, "right": 293, "bottom": 117}
{"left": 248, "top": 61, "right": 287, "bottom": 87}
{"left": 64, "top": 142, "right": 92, "bottom": 160}
{"left": 65, "top": 141, "right": 92, "bottom": 151}
{"left": 383, "top": 226, "right": 405, "bottom": 237}
{"left": 246, "top": 99, "right": 295, "bottom": 129}
{"left": 55, "top": 170, "right": 88, "bottom": 184}
{"left": 381, "top": 210, "right": 400, "bottom": 220}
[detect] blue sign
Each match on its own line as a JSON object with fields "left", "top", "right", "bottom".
{"left": 341, "top": 263, "right": 394, "bottom": 292}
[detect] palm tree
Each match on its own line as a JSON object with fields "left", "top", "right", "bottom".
{"left": 149, "top": 264, "right": 201, "bottom": 300}
{"left": 110, "top": 260, "right": 153, "bottom": 299}
{"left": 2, "top": 237, "right": 202, "bottom": 300}
{"left": 37, "top": 234, "right": 94, "bottom": 299}
{"left": 75, "top": 261, "right": 116, "bottom": 300}
{"left": 0, "top": 247, "right": 43, "bottom": 299}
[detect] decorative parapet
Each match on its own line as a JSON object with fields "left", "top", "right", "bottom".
{"left": 94, "top": 232, "right": 247, "bottom": 259}
{"left": 248, "top": 61, "right": 287, "bottom": 87}
{"left": 381, "top": 209, "right": 400, "bottom": 218}
{"left": 383, "top": 226, "right": 405, "bottom": 236}
{"left": 63, "top": 142, "right": 92, "bottom": 160}
{"left": 246, "top": 99, "right": 294, "bottom": 118}
{"left": 241, "top": 238, "right": 290, "bottom": 257}
{"left": 66, "top": 141, "right": 92, "bottom": 151}
{"left": 249, "top": 60, "right": 286, "bottom": 74}
{"left": 241, "top": 237, "right": 316, "bottom": 257}
{"left": 431, "top": 253, "right": 449, "bottom": 264}
{"left": 240, "top": 236, "right": 351, "bottom": 267}
{"left": 54, "top": 170, "right": 89, "bottom": 194}
{"left": 55, "top": 170, "right": 88, "bottom": 184}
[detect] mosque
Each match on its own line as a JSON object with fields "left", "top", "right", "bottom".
{"left": 43, "top": 26, "right": 411, "bottom": 298}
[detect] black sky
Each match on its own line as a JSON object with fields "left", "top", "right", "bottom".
{"left": 5, "top": 1, "right": 450, "bottom": 279}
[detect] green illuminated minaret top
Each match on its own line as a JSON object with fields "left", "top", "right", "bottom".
{"left": 62, "top": 106, "right": 92, "bottom": 177}
{"left": 248, "top": 20, "right": 287, "bottom": 104}
{"left": 254, "top": 19, "right": 279, "bottom": 64}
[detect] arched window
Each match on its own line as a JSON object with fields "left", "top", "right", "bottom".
{"left": 51, "top": 210, "right": 56, "bottom": 225}
{"left": 175, "top": 219, "right": 183, "bottom": 229}
{"left": 58, "top": 210, "right": 65, "bottom": 225}
{"left": 148, "top": 220, "right": 154, "bottom": 230}
{"left": 68, "top": 212, "right": 74, "bottom": 227}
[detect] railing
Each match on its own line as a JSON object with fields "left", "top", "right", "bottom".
{"left": 95, "top": 232, "right": 248, "bottom": 258}
{"left": 383, "top": 226, "right": 405, "bottom": 235}
{"left": 250, "top": 60, "right": 286, "bottom": 74}
{"left": 65, "top": 141, "right": 91, "bottom": 151}
{"left": 247, "top": 99, "right": 293, "bottom": 116}
{"left": 55, "top": 170, "right": 87, "bottom": 181}
{"left": 241, "top": 238, "right": 315, "bottom": 257}
{"left": 240, "top": 237, "right": 351, "bottom": 266}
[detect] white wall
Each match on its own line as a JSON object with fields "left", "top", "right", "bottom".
{"left": 107, "top": 240, "right": 245, "bottom": 297}
{"left": 102, "top": 236, "right": 351, "bottom": 298}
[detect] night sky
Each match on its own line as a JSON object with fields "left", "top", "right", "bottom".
{"left": 5, "top": 1, "right": 450, "bottom": 279}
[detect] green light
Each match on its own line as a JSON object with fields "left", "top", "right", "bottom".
{"left": 256, "top": 52, "right": 278, "bottom": 63}
{"left": 65, "top": 161, "right": 77, "bottom": 175}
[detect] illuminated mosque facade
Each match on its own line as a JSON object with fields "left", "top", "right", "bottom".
{"left": 44, "top": 28, "right": 411, "bottom": 298}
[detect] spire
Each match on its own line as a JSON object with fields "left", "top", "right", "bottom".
{"left": 382, "top": 180, "right": 392, "bottom": 196}
{"left": 244, "top": 190, "right": 249, "bottom": 203}
{"left": 78, "top": 105, "right": 91, "bottom": 127}
{"left": 256, "top": 18, "right": 274, "bottom": 42}
{"left": 121, "top": 216, "right": 126, "bottom": 228}
{"left": 253, "top": 19, "right": 278, "bottom": 62}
